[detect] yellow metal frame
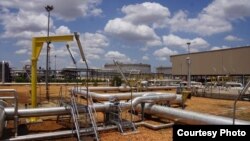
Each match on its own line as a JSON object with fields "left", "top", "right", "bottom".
{"left": 31, "top": 35, "right": 74, "bottom": 108}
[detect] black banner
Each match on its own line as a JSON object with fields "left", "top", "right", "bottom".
{"left": 173, "top": 125, "right": 250, "bottom": 141}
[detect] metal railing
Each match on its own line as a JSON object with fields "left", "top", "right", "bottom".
{"left": 70, "top": 90, "right": 81, "bottom": 140}
{"left": 233, "top": 80, "right": 250, "bottom": 124}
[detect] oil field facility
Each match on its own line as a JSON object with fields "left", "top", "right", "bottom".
{"left": 1, "top": 2, "right": 250, "bottom": 141}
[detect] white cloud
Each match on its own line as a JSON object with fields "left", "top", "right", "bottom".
{"left": 85, "top": 48, "right": 104, "bottom": 60}
{"left": 224, "top": 35, "right": 243, "bottom": 41}
{"left": 20, "top": 59, "right": 31, "bottom": 65}
{"left": 146, "top": 40, "right": 162, "bottom": 47}
{"left": 140, "top": 47, "right": 148, "bottom": 52}
{"left": 81, "top": 32, "right": 109, "bottom": 61}
{"left": 1, "top": 10, "right": 50, "bottom": 39}
{"left": 0, "top": 0, "right": 103, "bottom": 21}
{"left": 50, "top": 47, "right": 77, "bottom": 57}
{"left": 0, "top": 0, "right": 103, "bottom": 69}
{"left": 142, "top": 55, "right": 149, "bottom": 61}
{"left": 169, "top": 10, "right": 232, "bottom": 36}
{"left": 106, "top": 0, "right": 250, "bottom": 37}
{"left": 15, "top": 31, "right": 108, "bottom": 68}
{"left": 211, "top": 45, "right": 229, "bottom": 50}
{"left": 168, "top": 0, "right": 250, "bottom": 36}
{"left": 82, "top": 32, "right": 109, "bottom": 48}
{"left": 15, "top": 49, "right": 28, "bottom": 54}
{"left": 49, "top": 0, "right": 103, "bottom": 20}
{"left": 37, "top": 46, "right": 80, "bottom": 69}
{"left": 105, "top": 51, "right": 132, "bottom": 63}
{"left": 55, "top": 26, "right": 71, "bottom": 34}
{"left": 162, "top": 34, "right": 209, "bottom": 51}
{"left": 86, "top": 47, "right": 105, "bottom": 55}
{"left": 104, "top": 18, "right": 161, "bottom": 47}
{"left": 15, "top": 40, "right": 31, "bottom": 47}
{"left": 90, "top": 8, "right": 102, "bottom": 16}
{"left": 203, "top": 0, "right": 250, "bottom": 20}
{"left": 86, "top": 54, "right": 101, "bottom": 60}
{"left": 122, "top": 2, "right": 170, "bottom": 26}
{"left": 104, "top": 2, "right": 171, "bottom": 47}
{"left": 153, "top": 47, "right": 178, "bottom": 60}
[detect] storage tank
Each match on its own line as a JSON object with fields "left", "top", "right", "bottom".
{"left": 0, "top": 61, "right": 11, "bottom": 83}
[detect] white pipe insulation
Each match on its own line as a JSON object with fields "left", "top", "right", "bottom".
{"left": 4, "top": 100, "right": 250, "bottom": 125}
{"left": 2, "top": 90, "right": 250, "bottom": 140}
{"left": 4, "top": 94, "right": 176, "bottom": 119}
{"left": 137, "top": 103, "right": 250, "bottom": 125}
{"left": 73, "top": 89, "right": 183, "bottom": 104}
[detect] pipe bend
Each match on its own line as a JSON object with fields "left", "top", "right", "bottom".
{"left": 120, "top": 94, "right": 177, "bottom": 110}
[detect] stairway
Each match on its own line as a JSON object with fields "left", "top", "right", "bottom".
{"left": 108, "top": 102, "right": 136, "bottom": 134}
{"left": 57, "top": 89, "right": 99, "bottom": 141}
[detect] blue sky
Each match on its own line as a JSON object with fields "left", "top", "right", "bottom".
{"left": 0, "top": 0, "right": 250, "bottom": 71}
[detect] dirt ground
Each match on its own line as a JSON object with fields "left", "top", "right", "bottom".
{"left": 1, "top": 84, "right": 250, "bottom": 141}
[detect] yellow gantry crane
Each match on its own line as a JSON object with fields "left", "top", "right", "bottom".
{"left": 31, "top": 35, "right": 74, "bottom": 112}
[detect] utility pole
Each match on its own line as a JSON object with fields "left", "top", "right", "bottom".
{"left": 186, "top": 42, "right": 191, "bottom": 89}
{"left": 54, "top": 55, "right": 57, "bottom": 78}
{"left": 45, "top": 5, "right": 53, "bottom": 101}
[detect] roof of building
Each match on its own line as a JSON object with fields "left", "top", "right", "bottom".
{"left": 104, "top": 63, "right": 151, "bottom": 67}
{"left": 170, "top": 45, "right": 250, "bottom": 57}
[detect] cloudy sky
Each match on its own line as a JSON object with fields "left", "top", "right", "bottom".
{"left": 0, "top": 0, "right": 250, "bottom": 71}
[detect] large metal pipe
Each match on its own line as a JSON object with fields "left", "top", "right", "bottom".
{"left": 4, "top": 94, "right": 176, "bottom": 119}
{"left": 3, "top": 94, "right": 176, "bottom": 140}
{"left": 5, "top": 102, "right": 250, "bottom": 125}
{"left": 74, "top": 89, "right": 182, "bottom": 104}
{"left": 5, "top": 125, "right": 118, "bottom": 141}
{"left": 75, "top": 89, "right": 158, "bottom": 100}
{"left": 6, "top": 122, "right": 174, "bottom": 141}
{"left": 3, "top": 91, "right": 250, "bottom": 140}
{"left": 120, "top": 94, "right": 177, "bottom": 110}
{"left": 0, "top": 89, "right": 18, "bottom": 137}
{"left": 139, "top": 104, "right": 250, "bottom": 125}
{"left": 4, "top": 103, "right": 109, "bottom": 119}
{"left": 0, "top": 100, "right": 6, "bottom": 138}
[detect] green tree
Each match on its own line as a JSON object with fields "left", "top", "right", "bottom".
{"left": 111, "top": 76, "right": 122, "bottom": 86}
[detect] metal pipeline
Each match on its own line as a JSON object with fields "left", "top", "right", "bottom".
{"left": 0, "top": 100, "right": 6, "bottom": 138}
{"left": 5, "top": 122, "right": 174, "bottom": 141}
{"left": 74, "top": 89, "right": 182, "bottom": 104}
{"left": 120, "top": 94, "right": 177, "bottom": 110}
{"left": 0, "top": 89, "right": 18, "bottom": 137}
{"left": 74, "top": 89, "right": 160, "bottom": 100}
{"left": 3, "top": 94, "right": 176, "bottom": 141}
{"left": 138, "top": 103, "right": 250, "bottom": 125}
{"left": 3, "top": 91, "right": 250, "bottom": 140}
{"left": 5, "top": 102, "right": 250, "bottom": 125}
{"left": 4, "top": 103, "right": 109, "bottom": 119}
{"left": 5, "top": 125, "right": 119, "bottom": 141}
{"left": 4, "top": 94, "right": 176, "bottom": 119}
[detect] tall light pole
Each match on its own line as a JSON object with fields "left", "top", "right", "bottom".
{"left": 186, "top": 42, "right": 191, "bottom": 89}
{"left": 54, "top": 55, "right": 57, "bottom": 78}
{"left": 45, "top": 5, "right": 53, "bottom": 101}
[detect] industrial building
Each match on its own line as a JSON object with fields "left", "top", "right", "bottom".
{"left": 156, "top": 66, "right": 172, "bottom": 78}
{"left": 0, "top": 61, "right": 11, "bottom": 83}
{"left": 104, "top": 63, "right": 151, "bottom": 74}
{"left": 170, "top": 46, "right": 250, "bottom": 84}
